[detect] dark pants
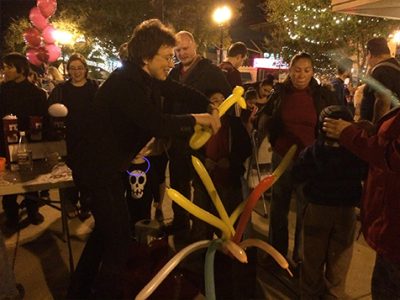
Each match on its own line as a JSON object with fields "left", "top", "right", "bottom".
{"left": 66, "top": 174, "right": 132, "bottom": 299}
{"left": 301, "top": 204, "right": 356, "bottom": 299}
{"left": 371, "top": 254, "right": 400, "bottom": 300}
{"left": 269, "top": 152, "right": 305, "bottom": 261}
{"left": 169, "top": 152, "right": 192, "bottom": 232}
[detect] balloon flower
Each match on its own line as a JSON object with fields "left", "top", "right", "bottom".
{"left": 136, "top": 145, "right": 297, "bottom": 299}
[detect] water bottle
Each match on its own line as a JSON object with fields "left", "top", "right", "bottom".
{"left": 17, "top": 131, "right": 33, "bottom": 172}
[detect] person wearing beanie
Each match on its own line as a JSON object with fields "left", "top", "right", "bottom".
{"left": 360, "top": 37, "right": 400, "bottom": 123}
{"left": 293, "top": 105, "right": 367, "bottom": 299}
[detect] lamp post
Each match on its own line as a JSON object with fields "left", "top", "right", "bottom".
{"left": 213, "top": 5, "right": 232, "bottom": 64}
{"left": 393, "top": 30, "right": 400, "bottom": 59}
{"left": 54, "top": 30, "right": 73, "bottom": 76}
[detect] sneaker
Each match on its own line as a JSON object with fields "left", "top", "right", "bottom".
{"left": 78, "top": 207, "right": 91, "bottom": 221}
{"left": 28, "top": 212, "right": 44, "bottom": 225}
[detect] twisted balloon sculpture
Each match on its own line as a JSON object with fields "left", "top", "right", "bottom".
{"left": 135, "top": 139, "right": 297, "bottom": 299}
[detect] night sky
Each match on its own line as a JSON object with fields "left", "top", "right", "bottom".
{"left": 0, "top": 0, "right": 266, "bottom": 53}
{"left": 1, "top": 0, "right": 36, "bottom": 50}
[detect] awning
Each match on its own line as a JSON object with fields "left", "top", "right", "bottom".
{"left": 331, "top": 0, "right": 400, "bottom": 20}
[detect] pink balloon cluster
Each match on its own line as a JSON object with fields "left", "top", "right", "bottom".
{"left": 24, "top": 0, "right": 61, "bottom": 66}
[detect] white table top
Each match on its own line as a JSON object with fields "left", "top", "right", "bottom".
{"left": 0, "top": 161, "right": 74, "bottom": 196}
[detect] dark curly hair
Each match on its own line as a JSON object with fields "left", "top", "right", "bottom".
{"left": 127, "top": 19, "right": 176, "bottom": 66}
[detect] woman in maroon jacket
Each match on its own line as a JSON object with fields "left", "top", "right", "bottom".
{"left": 324, "top": 107, "right": 400, "bottom": 299}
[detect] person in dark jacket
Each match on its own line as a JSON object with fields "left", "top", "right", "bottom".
{"left": 257, "top": 52, "right": 338, "bottom": 264}
{"left": 219, "top": 41, "right": 248, "bottom": 89}
{"left": 164, "top": 30, "right": 231, "bottom": 239}
{"left": 66, "top": 19, "right": 221, "bottom": 299}
{"left": 0, "top": 53, "right": 47, "bottom": 228}
{"left": 293, "top": 105, "right": 366, "bottom": 299}
{"left": 360, "top": 37, "right": 400, "bottom": 124}
{"left": 48, "top": 53, "right": 98, "bottom": 220}
{"left": 331, "top": 57, "right": 353, "bottom": 106}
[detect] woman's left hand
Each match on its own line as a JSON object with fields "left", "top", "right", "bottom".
{"left": 323, "top": 117, "right": 352, "bottom": 140}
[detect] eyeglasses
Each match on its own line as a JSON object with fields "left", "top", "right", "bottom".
{"left": 156, "top": 54, "right": 174, "bottom": 63}
{"left": 69, "top": 66, "right": 85, "bottom": 71}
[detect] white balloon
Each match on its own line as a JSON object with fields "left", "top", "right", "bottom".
{"left": 48, "top": 103, "right": 68, "bottom": 117}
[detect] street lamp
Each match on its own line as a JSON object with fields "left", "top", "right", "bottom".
{"left": 54, "top": 30, "right": 73, "bottom": 76}
{"left": 213, "top": 5, "right": 232, "bottom": 64}
{"left": 394, "top": 30, "right": 400, "bottom": 58}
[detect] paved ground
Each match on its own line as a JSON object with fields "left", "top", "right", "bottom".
{"left": 1, "top": 190, "right": 375, "bottom": 299}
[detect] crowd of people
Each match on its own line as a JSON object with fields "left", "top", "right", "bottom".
{"left": 1, "top": 17, "right": 399, "bottom": 299}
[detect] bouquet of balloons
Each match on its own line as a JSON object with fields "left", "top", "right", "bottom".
{"left": 23, "top": 0, "right": 61, "bottom": 66}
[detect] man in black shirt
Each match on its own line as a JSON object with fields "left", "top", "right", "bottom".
{"left": 0, "top": 53, "right": 47, "bottom": 228}
{"left": 165, "top": 31, "right": 231, "bottom": 239}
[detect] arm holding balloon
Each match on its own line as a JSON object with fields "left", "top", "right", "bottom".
{"left": 190, "top": 86, "right": 246, "bottom": 150}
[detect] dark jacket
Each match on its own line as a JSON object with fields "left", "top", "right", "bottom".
{"left": 293, "top": 139, "right": 366, "bottom": 206}
{"left": 167, "top": 57, "right": 232, "bottom": 102}
{"left": 360, "top": 58, "right": 400, "bottom": 121}
{"left": 219, "top": 61, "right": 242, "bottom": 90}
{"left": 48, "top": 79, "right": 98, "bottom": 167}
{"left": 0, "top": 80, "right": 47, "bottom": 156}
{"left": 340, "top": 106, "right": 400, "bottom": 263}
{"left": 257, "top": 78, "right": 338, "bottom": 149}
{"left": 72, "top": 61, "right": 210, "bottom": 187}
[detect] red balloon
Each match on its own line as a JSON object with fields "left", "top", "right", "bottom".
{"left": 42, "top": 25, "right": 56, "bottom": 44}
{"left": 37, "top": 0, "right": 57, "bottom": 19}
{"left": 29, "top": 7, "right": 48, "bottom": 31}
{"left": 36, "top": 46, "right": 50, "bottom": 63}
{"left": 232, "top": 174, "right": 276, "bottom": 243}
{"left": 26, "top": 48, "right": 43, "bottom": 66}
{"left": 44, "top": 43, "right": 61, "bottom": 62}
{"left": 23, "top": 27, "right": 42, "bottom": 47}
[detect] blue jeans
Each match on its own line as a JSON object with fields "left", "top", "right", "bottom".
{"left": 371, "top": 254, "right": 400, "bottom": 299}
{"left": 268, "top": 152, "right": 305, "bottom": 261}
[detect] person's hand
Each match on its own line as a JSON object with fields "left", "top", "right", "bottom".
{"left": 192, "top": 109, "right": 221, "bottom": 134}
{"left": 322, "top": 117, "right": 352, "bottom": 139}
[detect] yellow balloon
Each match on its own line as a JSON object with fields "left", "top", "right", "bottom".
{"left": 272, "top": 145, "right": 297, "bottom": 179}
{"left": 189, "top": 125, "right": 213, "bottom": 150}
{"left": 189, "top": 86, "right": 246, "bottom": 150}
{"left": 223, "top": 240, "right": 247, "bottom": 263}
{"left": 218, "top": 86, "right": 246, "bottom": 116}
{"left": 191, "top": 156, "right": 235, "bottom": 236}
{"left": 166, "top": 188, "right": 231, "bottom": 238}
